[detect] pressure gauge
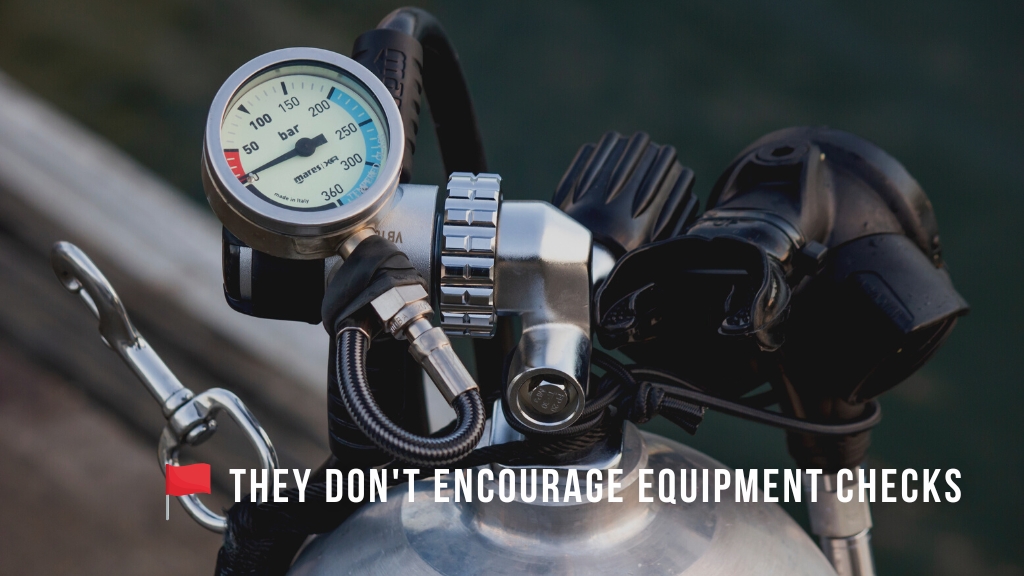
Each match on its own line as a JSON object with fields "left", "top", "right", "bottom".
{"left": 203, "top": 48, "right": 403, "bottom": 258}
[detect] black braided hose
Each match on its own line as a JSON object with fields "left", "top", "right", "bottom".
{"left": 335, "top": 328, "right": 486, "bottom": 467}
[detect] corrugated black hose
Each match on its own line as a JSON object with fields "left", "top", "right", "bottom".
{"left": 335, "top": 327, "right": 486, "bottom": 467}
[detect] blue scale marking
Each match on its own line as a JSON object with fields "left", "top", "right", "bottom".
{"left": 327, "top": 90, "right": 384, "bottom": 206}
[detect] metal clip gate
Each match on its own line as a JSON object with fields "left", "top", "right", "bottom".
{"left": 51, "top": 241, "right": 278, "bottom": 532}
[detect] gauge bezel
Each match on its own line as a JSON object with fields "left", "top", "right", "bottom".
{"left": 203, "top": 47, "right": 403, "bottom": 258}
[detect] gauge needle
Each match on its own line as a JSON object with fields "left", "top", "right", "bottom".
{"left": 241, "top": 134, "right": 328, "bottom": 180}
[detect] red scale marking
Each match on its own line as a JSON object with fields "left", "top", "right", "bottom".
{"left": 224, "top": 150, "right": 246, "bottom": 181}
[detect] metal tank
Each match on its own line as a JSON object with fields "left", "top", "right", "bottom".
{"left": 288, "top": 423, "right": 838, "bottom": 575}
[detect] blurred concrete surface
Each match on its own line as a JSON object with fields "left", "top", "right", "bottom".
{"left": 0, "top": 69, "right": 332, "bottom": 573}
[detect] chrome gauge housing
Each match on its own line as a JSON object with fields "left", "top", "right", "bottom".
{"left": 202, "top": 47, "right": 404, "bottom": 259}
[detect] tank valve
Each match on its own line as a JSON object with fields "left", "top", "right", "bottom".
{"left": 496, "top": 201, "right": 593, "bottom": 432}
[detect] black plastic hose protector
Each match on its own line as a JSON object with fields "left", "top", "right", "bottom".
{"left": 336, "top": 328, "right": 486, "bottom": 467}
{"left": 321, "top": 235, "right": 426, "bottom": 334}
{"left": 352, "top": 28, "right": 424, "bottom": 183}
{"left": 378, "top": 7, "right": 488, "bottom": 175}
{"left": 221, "top": 227, "right": 325, "bottom": 324}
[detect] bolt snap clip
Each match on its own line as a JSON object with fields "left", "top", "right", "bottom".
{"left": 51, "top": 241, "right": 279, "bottom": 533}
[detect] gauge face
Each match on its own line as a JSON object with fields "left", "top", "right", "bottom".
{"left": 204, "top": 48, "right": 403, "bottom": 258}
{"left": 220, "top": 63, "right": 389, "bottom": 212}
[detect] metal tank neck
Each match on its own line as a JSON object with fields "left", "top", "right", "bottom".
{"left": 464, "top": 412, "right": 651, "bottom": 542}
{"left": 487, "top": 399, "right": 626, "bottom": 470}
{"left": 290, "top": 424, "right": 838, "bottom": 575}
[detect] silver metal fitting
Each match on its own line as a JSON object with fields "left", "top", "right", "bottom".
{"left": 506, "top": 325, "right": 589, "bottom": 431}
{"left": 369, "top": 284, "right": 478, "bottom": 403}
{"left": 338, "top": 227, "right": 378, "bottom": 259}
{"left": 408, "top": 326, "right": 478, "bottom": 403}
{"left": 370, "top": 284, "right": 433, "bottom": 339}
{"left": 820, "top": 530, "right": 875, "bottom": 576}
{"left": 805, "top": 469, "right": 877, "bottom": 576}
{"left": 496, "top": 201, "right": 593, "bottom": 432}
{"left": 439, "top": 172, "right": 501, "bottom": 337}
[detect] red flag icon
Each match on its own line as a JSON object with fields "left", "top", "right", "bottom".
{"left": 165, "top": 463, "right": 211, "bottom": 497}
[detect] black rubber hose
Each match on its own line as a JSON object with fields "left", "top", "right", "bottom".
{"left": 335, "top": 328, "right": 486, "bottom": 467}
{"left": 378, "top": 7, "right": 488, "bottom": 175}
{"left": 632, "top": 366, "right": 883, "bottom": 436}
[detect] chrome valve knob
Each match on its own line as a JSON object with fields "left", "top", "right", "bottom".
{"left": 438, "top": 173, "right": 501, "bottom": 337}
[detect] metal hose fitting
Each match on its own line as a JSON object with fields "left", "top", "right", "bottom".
{"left": 369, "top": 283, "right": 479, "bottom": 403}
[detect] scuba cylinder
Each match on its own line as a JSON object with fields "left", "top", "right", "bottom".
{"left": 50, "top": 6, "right": 967, "bottom": 576}
{"left": 288, "top": 425, "right": 837, "bottom": 576}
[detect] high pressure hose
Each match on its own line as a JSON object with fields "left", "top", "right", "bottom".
{"left": 335, "top": 328, "right": 486, "bottom": 467}
{"left": 321, "top": 234, "right": 486, "bottom": 468}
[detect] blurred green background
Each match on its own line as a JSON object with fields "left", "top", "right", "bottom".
{"left": 0, "top": 0, "right": 1020, "bottom": 574}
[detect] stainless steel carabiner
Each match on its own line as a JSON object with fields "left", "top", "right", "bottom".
{"left": 51, "top": 241, "right": 279, "bottom": 532}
